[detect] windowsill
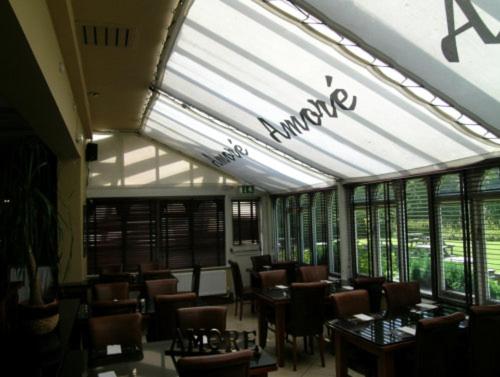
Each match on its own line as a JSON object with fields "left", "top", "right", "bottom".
{"left": 230, "top": 243, "right": 261, "bottom": 254}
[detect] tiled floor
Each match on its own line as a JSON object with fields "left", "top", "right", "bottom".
{"left": 225, "top": 302, "right": 364, "bottom": 377}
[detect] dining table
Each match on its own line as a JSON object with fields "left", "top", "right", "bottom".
{"left": 328, "top": 304, "right": 467, "bottom": 377}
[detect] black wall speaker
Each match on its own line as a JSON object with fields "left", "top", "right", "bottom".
{"left": 85, "top": 143, "right": 98, "bottom": 162}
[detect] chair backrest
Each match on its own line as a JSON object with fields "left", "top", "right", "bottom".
{"left": 142, "top": 269, "right": 172, "bottom": 281}
{"left": 191, "top": 265, "right": 201, "bottom": 296}
{"left": 298, "top": 265, "right": 328, "bottom": 282}
{"left": 228, "top": 260, "right": 244, "bottom": 297}
{"left": 89, "top": 312, "right": 142, "bottom": 349}
{"left": 272, "top": 261, "right": 297, "bottom": 283}
{"left": 469, "top": 304, "right": 500, "bottom": 377}
{"left": 250, "top": 255, "right": 272, "bottom": 271}
{"left": 288, "top": 282, "right": 327, "bottom": 336}
{"left": 145, "top": 278, "right": 177, "bottom": 300}
{"left": 177, "top": 349, "right": 253, "bottom": 377}
{"left": 138, "top": 262, "right": 160, "bottom": 273}
{"left": 99, "top": 264, "right": 123, "bottom": 274}
{"left": 259, "top": 269, "right": 287, "bottom": 288}
{"left": 352, "top": 276, "right": 386, "bottom": 312}
{"left": 330, "top": 290, "right": 370, "bottom": 318}
{"left": 415, "top": 312, "right": 465, "bottom": 377}
{"left": 177, "top": 306, "right": 227, "bottom": 332}
{"left": 90, "top": 299, "right": 138, "bottom": 317}
{"left": 93, "top": 282, "right": 129, "bottom": 301}
{"left": 155, "top": 292, "right": 197, "bottom": 340}
{"left": 383, "top": 281, "right": 421, "bottom": 314}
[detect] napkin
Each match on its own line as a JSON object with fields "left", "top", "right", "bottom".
{"left": 321, "top": 279, "right": 333, "bottom": 284}
{"left": 341, "top": 285, "right": 354, "bottom": 290}
{"left": 98, "top": 372, "right": 117, "bottom": 377}
{"left": 106, "top": 344, "right": 122, "bottom": 355}
{"left": 415, "top": 303, "right": 438, "bottom": 310}
{"left": 397, "top": 326, "right": 416, "bottom": 336}
{"left": 275, "top": 285, "right": 288, "bottom": 289}
{"left": 353, "top": 313, "right": 373, "bottom": 321}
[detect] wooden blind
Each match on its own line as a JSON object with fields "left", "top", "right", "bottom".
{"left": 86, "top": 197, "right": 225, "bottom": 273}
{"left": 232, "top": 200, "right": 259, "bottom": 245}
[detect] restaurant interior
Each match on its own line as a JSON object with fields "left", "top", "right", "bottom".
{"left": 1, "top": 1, "right": 499, "bottom": 376}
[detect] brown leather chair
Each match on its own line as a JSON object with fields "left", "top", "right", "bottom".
{"left": 413, "top": 312, "right": 466, "bottom": 377}
{"left": 383, "top": 281, "right": 421, "bottom": 314}
{"left": 176, "top": 349, "right": 253, "bottom": 377}
{"left": 250, "top": 255, "right": 272, "bottom": 271}
{"left": 90, "top": 298, "right": 138, "bottom": 317}
{"left": 229, "top": 260, "right": 254, "bottom": 320}
{"left": 352, "top": 276, "right": 386, "bottom": 312}
{"left": 145, "top": 278, "right": 177, "bottom": 300}
{"left": 89, "top": 312, "right": 142, "bottom": 349}
{"left": 93, "top": 282, "right": 129, "bottom": 301}
{"left": 469, "top": 304, "right": 500, "bottom": 377}
{"left": 259, "top": 269, "right": 287, "bottom": 288}
{"left": 177, "top": 306, "right": 227, "bottom": 333}
{"left": 138, "top": 262, "right": 160, "bottom": 273}
{"left": 287, "top": 282, "right": 327, "bottom": 371}
{"left": 142, "top": 269, "right": 172, "bottom": 281}
{"left": 298, "top": 265, "right": 328, "bottom": 282}
{"left": 153, "top": 292, "right": 197, "bottom": 340}
{"left": 330, "top": 289, "right": 370, "bottom": 318}
{"left": 99, "top": 264, "right": 123, "bottom": 274}
{"left": 330, "top": 290, "right": 375, "bottom": 377}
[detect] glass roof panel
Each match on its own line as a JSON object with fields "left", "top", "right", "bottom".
{"left": 142, "top": 94, "right": 334, "bottom": 193}
{"left": 156, "top": 0, "right": 498, "bottom": 182}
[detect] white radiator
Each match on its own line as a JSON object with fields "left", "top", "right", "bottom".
{"left": 173, "top": 269, "right": 227, "bottom": 296}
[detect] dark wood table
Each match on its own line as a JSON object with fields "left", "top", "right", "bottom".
{"left": 329, "top": 305, "right": 467, "bottom": 377}
{"left": 254, "top": 280, "right": 344, "bottom": 367}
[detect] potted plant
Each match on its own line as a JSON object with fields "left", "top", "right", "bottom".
{"left": 0, "top": 137, "right": 60, "bottom": 334}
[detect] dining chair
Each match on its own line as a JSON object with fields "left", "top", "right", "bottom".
{"left": 93, "top": 282, "right": 129, "bottom": 301}
{"left": 383, "top": 281, "right": 421, "bottom": 314}
{"left": 145, "top": 278, "right": 177, "bottom": 300}
{"left": 330, "top": 289, "right": 371, "bottom": 318}
{"left": 176, "top": 349, "right": 253, "bottom": 377}
{"left": 330, "top": 289, "right": 376, "bottom": 377}
{"left": 469, "top": 304, "right": 500, "bottom": 377}
{"left": 297, "top": 265, "right": 328, "bottom": 282}
{"left": 258, "top": 269, "right": 287, "bottom": 288}
{"left": 250, "top": 255, "right": 272, "bottom": 271}
{"left": 142, "top": 269, "right": 172, "bottom": 281}
{"left": 228, "top": 260, "right": 254, "bottom": 320}
{"left": 413, "top": 312, "right": 466, "bottom": 377}
{"left": 287, "top": 282, "right": 327, "bottom": 371}
{"left": 89, "top": 312, "right": 142, "bottom": 349}
{"left": 352, "top": 276, "right": 386, "bottom": 312}
{"left": 138, "top": 262, "right": 160, "bottom": 273}
{"left": 191, "top": 264, "right": 201, "bottom": 296}
{"left": 177, "top": 306, "right": 227, "bottom": 333}
{"left": 153, "top": 292, "right": 197, "bottom": 340}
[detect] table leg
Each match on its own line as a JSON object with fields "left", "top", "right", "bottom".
{"left": 275, "top": 304, "right": 286, "bottom": 367}
{"left": 257, "top": 299, "right": 268, "bottom": 348}
{"left": 377, "top": 351, "right": 395, "bottom": 377}
{"left": 334, "top": 332, "right": 348, "bottom": 377}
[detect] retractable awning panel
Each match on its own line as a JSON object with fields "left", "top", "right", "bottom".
{"left": 143, "top": 94, "right": 334, "bottom": 193}
{"left": 154, "top": 0, "right": 498, "bottom": 183}
{"left": 301, "top": 0, "right": 500, "bottom": 134}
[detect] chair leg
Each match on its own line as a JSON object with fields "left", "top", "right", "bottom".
{"left": 318, "top": 334, "right": 325, "bottom": 367}
{"left": 292, "top": 335, "right": 298, "bottom": 371}
{"left": 239, "top": 300, "right": 243, "bottom": 321}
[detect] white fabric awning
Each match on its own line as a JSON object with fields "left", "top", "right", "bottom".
{"left": 143, "top": 93, "right": 334, "bottom": 193}
{"left": 300, "top": 0, "right": 500, "bottom": 136}
{"left": 141, "top": 0, "right": 500, "bottom": 189}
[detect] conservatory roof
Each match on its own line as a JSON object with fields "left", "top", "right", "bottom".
{"left": 141, "top": 0, "right": 500, "bottom": 193}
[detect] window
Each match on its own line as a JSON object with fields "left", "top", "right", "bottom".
{"left": 86, "top": 197, "right": 225, "bottom": 273}
{"left": 352, "top": 186, "right": 371, "bottom": 276}
{"left": 232, "top": 200, "right": 259, "bottom": 245}
{"left": 271, "top": 189, "right": 339, "bottom": 273}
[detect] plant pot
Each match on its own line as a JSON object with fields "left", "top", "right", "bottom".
{"left": 18, "top": 298, "right": 59, "bottom": 335}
